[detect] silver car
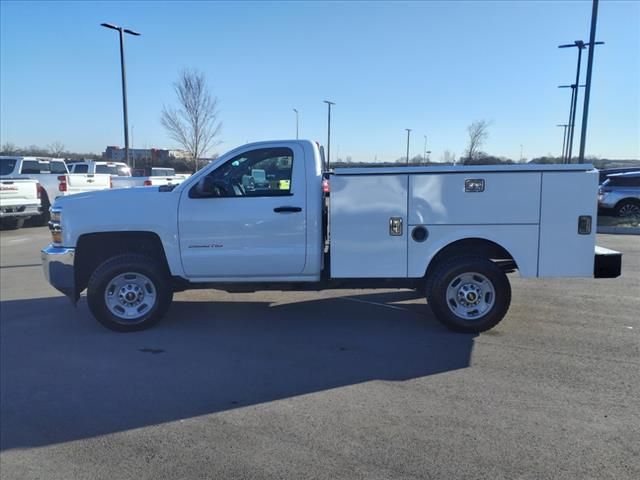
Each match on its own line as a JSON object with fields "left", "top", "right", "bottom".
{"left": 598, "top": 171, "right": 640, "bottom": 217}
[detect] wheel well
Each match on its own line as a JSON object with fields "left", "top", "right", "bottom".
{"left": 615, "top": 197, "right": 640, "bottom": 208}
{"left": 75, "top": 232, "right": 170, "bottom": 294}
{"left": 425, "top": 238, "right": 516, "bottom": 279}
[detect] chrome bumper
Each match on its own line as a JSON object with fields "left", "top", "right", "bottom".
{"left": 0, "top": 204, "right": 40, "bottom": 218}
{"left": 41, "top": 244, "right": 77, "bottom": 303}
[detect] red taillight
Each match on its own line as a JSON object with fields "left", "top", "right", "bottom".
{"left": 36, "top": 183, "right": 42, "bottom": 199}
{"left": 322, "top": 179, "right": 330, "bottom": 194}
{"left": 110, "top": 177, "right": 113, "bottom": 188}
{"left": 58, "top": 175, "right": 67, "bottom": 192}
{"left": 143, "top": 180, "right": 152, "bottom": 186}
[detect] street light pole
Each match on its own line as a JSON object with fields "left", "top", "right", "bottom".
{"left": 101, "top": 23, "right": 140, "bottom": 167}
{"left": 579, "top": 0, "right": 602, "bottom": 163}
{"left": 293, "top": 108, "right": 299, "bottom": 139}
{"left": 423, "top": 134, "right": 427, "bottom": 164}
{"left": 405, "top": 129, "right": 412, "bottom": 165}
{"left": 323, "top": 100, "right": 335, "bottom": 168}
{"left": 559, "top": 39, "right": 603, "bottom": 163}
{"left": 557, "top": 124, "right": 569, "bottom": 161}
{"left": 558, "top": 83, "right": 585, "bottom": 163}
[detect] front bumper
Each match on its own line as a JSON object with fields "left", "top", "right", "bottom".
{"left": 41, "top": 244, "right": 77, "bottom": 302}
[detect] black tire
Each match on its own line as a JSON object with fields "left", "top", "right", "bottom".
{"left": 0, "top": 217, "right": 25, "bottom": 230}
{"left": 615, "top": 199, "right": 640, "bottom": 218}
{"left": 26, "top": 194, "right": 51, "bottom": 227}
{"left": 87, "top": 254, "right": 173, "bottom": 332}
{"left": 426, "top": 256, "right": 511, "bottom": 333}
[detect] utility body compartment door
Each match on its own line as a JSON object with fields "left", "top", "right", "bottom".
{"left": 330, "top": 175, "right": 408, "bottom": 278}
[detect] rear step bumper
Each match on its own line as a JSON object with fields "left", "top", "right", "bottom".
{"left": 594, "top": 246, "right": 622, "bottom": 278}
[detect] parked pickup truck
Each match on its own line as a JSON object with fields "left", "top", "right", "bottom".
{"left": 69, "top": 161, "right": 187, "bottom": 189}
{"left": 0, "top": 177, "right": 41, "bottom": 229}
{"left": 41, "top": 140, "right": 622, "bottom": 333}
{"left": 0, "top": 156, "right": 111, "bottom": 224}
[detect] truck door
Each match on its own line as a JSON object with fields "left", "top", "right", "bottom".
{"left": 178, "top": 144, "right": 307, "bottom": 278}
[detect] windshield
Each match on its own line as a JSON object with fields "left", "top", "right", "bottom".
{"left": 0, "top": 158, "right": 18, "bottom": 176}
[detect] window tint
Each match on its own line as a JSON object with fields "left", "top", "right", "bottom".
{"left": 20, "top": 160, "right": 41, "bottom": 174}
{"left": 50, "top": 161, "right": 68, "bottom": 174}
{"left": 608, "top": 176, "right": 640, "bottom": 187}
{"left": 0, "top": 158, "right": 17, "bottom": 176}
{"left": 96, "top": 165, "right": 119, "bottom": 175}
{"left": 196, "top": 147, "right": 294, "bottom": 198}
{"left": 73, "top": 164, "right": 88, "bottom": 173}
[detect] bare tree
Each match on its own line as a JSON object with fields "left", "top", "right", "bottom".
{"left": 161, "top": 69, "right": 222, "bottom": 170}
{"left": 48, "top": 141, "right": 66, "bottom": 157}
{"left": 465, "top": 120, "right": 490, "bottom": 163}
{"left": 1, "top": 142, "right": 18, "bottom": 155}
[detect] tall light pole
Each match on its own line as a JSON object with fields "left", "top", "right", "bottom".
{"left": 293, "top": 108, "right": 299, "bottom": 139}
{"left": 101, "top": 22, "right": 140, "bottom": 166}
{"left": 579, "top": 0, "right": 603, "bottom": 163}
{"left": 423, "top": 134, "right": 427, "bottom": 164}
{"left": 520, "top": 144, "right": 524, "bottom": 162}
{"left": 557, "top": 123, "right": 569, "bottom": 161}
{"left": 323, "top": 100, "right": 335, "bottom": 168}
{"left": 559, "top": 39, "right": 603, "bottom": 163}
{"left": 558, "top": 84, "right": 585, "bottom": 163}
{"left": 405, "top": 129, "right": 412, "bottom": 165}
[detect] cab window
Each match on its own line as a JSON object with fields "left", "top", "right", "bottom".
{"left": 191, "top": 147, "right": 294, "bottom": 198}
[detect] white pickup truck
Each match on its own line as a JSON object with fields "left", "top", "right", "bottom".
{"left": 0, "top": 157, "right": 111, "bottom": 224}
{"left": 41, "top": 140, "right": 622, "bottom": 333}
{"left": 69, "top": 161, "right": 187, "bottom": 189}
{"left": 0, "top": 177, "right": 41, "bottom": 229}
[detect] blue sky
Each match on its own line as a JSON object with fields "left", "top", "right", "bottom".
{"left": 1, "top": 0, "right": 639, "bottom": 162}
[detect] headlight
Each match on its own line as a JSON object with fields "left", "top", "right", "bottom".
{"left": 49, "top": 208, "right": 62, "bottom": 244}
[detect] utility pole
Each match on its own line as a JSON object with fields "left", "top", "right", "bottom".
{"left": 293, "top": 108, "right": 299, "bottom": 139}
{"left": 579, "top": 0, "right": 602, "bottom": 163}
{"left": 323, "top": 100, "right": 335, "bottom": 168}
{"left": 101, "top": 23, "right": 140, "bottom": 166}
{"left": 423, "top": 135, "right": 427, "bottom": 164}
{"left": 405, "top": 129, "right": 412, "bottom": 165}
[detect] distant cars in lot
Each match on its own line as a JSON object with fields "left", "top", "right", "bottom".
{"left": 598, "top": 171, "right": 640, "bottom": 218}
{"left": 0, "top": 156, "right": 111, "bottom": 226}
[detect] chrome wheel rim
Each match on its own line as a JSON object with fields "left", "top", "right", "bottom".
{"left": 618, "top": 203, "right": 640, "bottom": 218}
{"left": 445, "top": 272, "right": 495, "bottom": 320}
{"left": 104, "top": 272, "right": 157, "bottom": 323}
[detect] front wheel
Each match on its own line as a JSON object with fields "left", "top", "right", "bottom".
{"left": 426, "top": 256, "right": 511, "bottom": 333}
{"left": 87, "top": 254, "right": 173, "bottom": 332}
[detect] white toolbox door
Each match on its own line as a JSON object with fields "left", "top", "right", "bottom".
{"left": 330, "top": 174, "right": 408, "bottom": 278}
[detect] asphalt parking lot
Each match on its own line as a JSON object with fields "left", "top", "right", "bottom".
{"left": 1, "top": 226, "right": 638, "bottom": 480}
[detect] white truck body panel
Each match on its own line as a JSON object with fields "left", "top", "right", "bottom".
{"left": 330, "top": 174, "right": 408, "bottom": 277}
{"left": 330, "top": 165, "right": 597, "bottom": 279}
{"left": 538, "top": 171, "right": 598, "bottom": 276}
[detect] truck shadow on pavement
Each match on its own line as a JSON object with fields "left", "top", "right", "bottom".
{"left": 0, "top": 291, "right": 475, "bottom": 451}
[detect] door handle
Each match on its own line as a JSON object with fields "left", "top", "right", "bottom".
{"left": 274, "top": 206, "right": 302, "bottom": 213}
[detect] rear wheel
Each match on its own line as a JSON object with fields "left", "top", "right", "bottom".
{"left": 426, "top": 256, "right": 511, "bottom": 333}
{"left": 87, "top": 254, "right": 173, "bottom": 332}
{"left": 0, "top": 217, "right": 25, "bottom": 230}
{"left": 27, "top": 194, "right": 51, "bottom": 227}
